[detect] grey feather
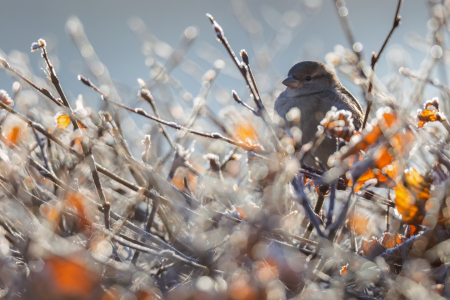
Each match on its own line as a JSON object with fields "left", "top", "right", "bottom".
{"left": 275, "top": 61, "right": 364, "bottom": 166}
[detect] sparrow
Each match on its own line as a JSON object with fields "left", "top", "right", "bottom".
{"left": 275, "top": 61, "right": 364, "bottom": 166}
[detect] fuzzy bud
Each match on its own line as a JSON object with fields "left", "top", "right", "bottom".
{"left": 142, "top": 135, "right": 151, "bottom": 147}
{"left": 206, "top": 13, "right": 224, "bottom": 40}
{"left": 78, "top": 75, "right": 92, "bottom": 87}
{"left": 31, "top": 39, "right": 46, "bottom": 52}
{"left": 0, "top": 58, "right": 9, "bottom": 69}
{"left": 137, "top": 78, "right": 147, "bottom": 89}
{"left": 231, "top": 90, "right": 242, "bottom": 104}
{"left": 0, "top": 90, "right": 13, "bottom": 106}
{"left": 12, "top": 82, "right": 21, "bottom": 94}
{"left": 140, "top": 89, "right": 153, "bottom": 102}
{"left": 240, "top": 49, "right": 249, "bottom": 65}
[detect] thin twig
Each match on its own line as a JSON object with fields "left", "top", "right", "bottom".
{"left": 28, "top": 155, "right": 202, "bottom": 266}
{"left": 139, "top": 88, "right": 176, "bottom": 150}
{"left": 302, "top": 194, "right": 326, "bottom": 243}
{"left": 326, "top": 183, "right": 336, "bottom": 228}
{"left": 206, "top": 14, "right": 285, "bottom": 153}
{"left": 292, "top": 175, "right": 325, "bottom": 238}
{"left": 38, "top": 43, "right": 79, "bottom": 130}
{"left": 103, "top": 202, "right": 111, "bottom": 230}
{"left": 231, "top": 90, "right": 258, "bottom": 115}
{"left": 327, "top": 185, "right": 355, "bottom": 241}
{"left": 0, "top": 100, "right": 195, "bottom": 214}
{"left": 0, "top": 57, "right": 63, "bottom": 107}
{"left": 35, "top": 42, "right": 108, "bottom": 208}
{"left": 78, "top": 75, "right": 261, "bottom": 152}
{"left": 362, "top": 0, "right": 403, "bottom": 128}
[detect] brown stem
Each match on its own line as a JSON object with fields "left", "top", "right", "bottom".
{"left": 363, "top": 0, "right": 403, "bottom": 128}
{"left": 40, "top": 46, "right": 79, "bottom": 130}
{"left": 145, "top": 199, "right": 160, "bottom": 233}
{"left": 139, "top": 89, "right": 176, "bottom": 150}
{"left": 302, "top": 194, "right": 326, "bottom": 242}
{"left": 0, "top": 100, "right": 188, "bottom": 212}
{"left": 31, "top": 156, "right": 206, "bottom": 269}
{"left": 231, "top": 90, "right": 257, "bottom": 115}
{"left": 103, "top": 202, "right": 111, "bottom": 230}
{"left": 37, "top": 43, "right": 107, "bottom": 207}
{"left": 206, "top": 14, "right": 285, "bottom": 153}
{"left": 79, "top": 75, "right": 261, "bottom": 152}
{"left": 0, "top": 58, "right": 62, "bottom": 107}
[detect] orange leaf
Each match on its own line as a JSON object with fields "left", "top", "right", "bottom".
{"left": 65, "top": 191, "right": 92, "bottom": 231}
{"left": 320, "top": 108, "right": 356, "bottom": 141}
{"left": 380, "top": 232, "right": 404, "bottom": 248}
{"left": 137, "top": 291, "right": 159, "bottom": 300}
{"left": 416, "top": 97, "right": 446, "bottom": 128}
{"left": 55, "top": 112, "right": 71, "bottom": 129}
{"left": 234, "top": 121, "right": 260, "bottom": 149}
{"left": 255, "top": 259, "right": 279, "bottom": 283}
{"left": 0, "top": 90, "right": 14, "bottom": 106}
{"left": 3, "top": 125, "right": 25, "bottom": 148}
{"left": 406, "top": 225, "right": 420, "bottom": 238}
{"left": 172, "top": 167, "right": 197, "bottom": 192}
{"left": 395, "top": 183, "right": 419, "bottom": 223}
{"left": 46, "top": 256, "right": 99, "bottom": 298}
{"left": 358, "top": 238, "right": 381, "bottom": 257}
{"left": 40, "top": 203, "right": 60, "bottom": 224}
{"left": 340, "top": 107, "right": 397, "bottom": 161}
{"left": 236, "top": 207, "right": 247, "bottom": 220}
{"left": 349, "top": 168, "right": 375, "bottom": 192}
{"left": 71, "top": 136, "right": 83, "bottom": 153}
{"left": 228, "top": 274, "right": 259, "bottom": 300}
{"left": 349, "top": 163, "right": 397, "bottom": 192}
{"left": 394, "top": 169, "right": 431, "bottom": 224}
{"left": 374, "top": 146, "right": 393, "bottom": 169}
{"left": 348, "top": 212, "right": 370, "bottom": 236}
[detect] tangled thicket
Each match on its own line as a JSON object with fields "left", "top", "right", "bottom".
{"left": 2, "top": 0, "right": 450, "bottom": 299}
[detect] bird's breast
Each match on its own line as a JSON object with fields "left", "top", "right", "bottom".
{"left": 275, "top": 88, "right": 361, "bottom": 166}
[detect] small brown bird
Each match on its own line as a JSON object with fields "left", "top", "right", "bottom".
{"left": 275, "top": 61, "right": 364, "bottom": 166}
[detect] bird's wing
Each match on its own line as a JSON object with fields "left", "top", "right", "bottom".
{"left": 329, "top": 88, "right": 364, "bottom": 130}
{"left": 337, "top": 86, "right": 364, "bottom": 113}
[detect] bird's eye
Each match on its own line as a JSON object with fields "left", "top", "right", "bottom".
{"left": 305, "top": 76, "right": 312, "bottom": 81}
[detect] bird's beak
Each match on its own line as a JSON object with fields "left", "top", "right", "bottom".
{"left": 282, "top": 75, "right": 300, "bottom": 89}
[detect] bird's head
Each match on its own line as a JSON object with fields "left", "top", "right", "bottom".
{"left": 282, "top": 61, "right": 340, "bottom": 96}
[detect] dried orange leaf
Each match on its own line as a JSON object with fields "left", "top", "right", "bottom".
{"left": 236, "top": 207, "right": 247, "bottom": 220}
{"left": 172, "top": 167, "right": 197, "bottom": 192}
{"left": 55, "top": 112, "right": 71, "bottom": 129}
{"left": 65, "top": 191, "right": 92, "bottom": 230}
{"left": 416, "top": 97, "right": 446, "bottom": 128}
{"left": 380, "top": 232, "right": 404, "bottom": 248}
{"left": 374, "top": 146, "right": 393, "bottom": 169}
{"left": 348, "top": 212, "right": 370, "bottom": 236}
{"left": 394, "top": 169, "right": 431, "bottom": 224}
{"left": 340, "top": 107, "right": 397, "bottom": 161}
{"left": 406, "top": 225, "right": 420, "bottom": 238}
{"left": 358, "top": 237, "right": 385, "bottom": 259}
{"left": 349, "top": 163, "right": 397, "bottom": 192}
{"left": 46, "top": 256, "right": 99, "bottom": 297}
{"left": 234, "top": 120, "right": 261, "bottom": 149}
{"left": 3, "top": 125, "right": 25, "bottom": 148}
{"left": 0, "top": 90, "right": 14, "bottom": 106}
{"left": 320, "top": 107, "right": 356, "bottom": 141}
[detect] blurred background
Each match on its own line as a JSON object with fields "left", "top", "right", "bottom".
{"left": 0, "top": 0, "right": 434, "bottom": 102}
{"left": 0, "top": 0, "right": 442, "bottom": 159}
{"left": 0, "top": 3, "right": 448, "bottom": 298}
